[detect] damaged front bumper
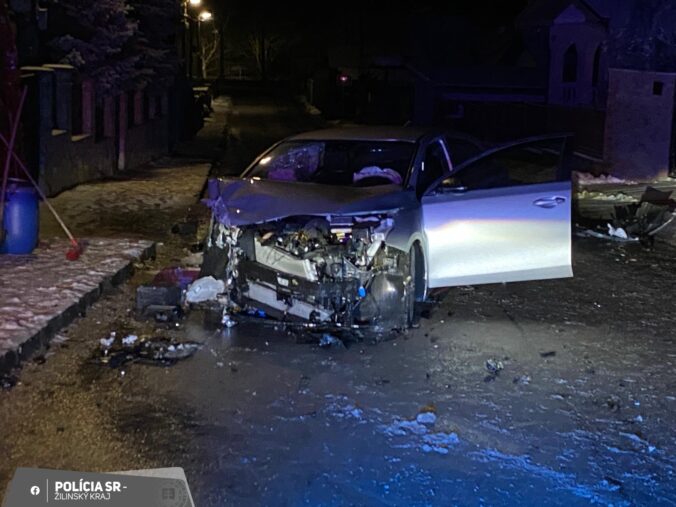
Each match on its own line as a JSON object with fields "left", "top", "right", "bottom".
{"left": 204, "top": 216, "right": 412, "bottom": 331}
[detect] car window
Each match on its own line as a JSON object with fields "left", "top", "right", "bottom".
{"left": 444, "top": 136, "right": 483, "bottom": 166}
{"left": 439, "top": 138, "right": 568, "bottom": 192}
{"left": 417, "top": 140, "right": 449, "bottom": 197}
{"left": 246, "top": 140, "right": 416, "bottom": 187}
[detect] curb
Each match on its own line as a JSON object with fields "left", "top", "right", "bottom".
{"left": 0, "top": 242, "right": 156, "bottom": 377}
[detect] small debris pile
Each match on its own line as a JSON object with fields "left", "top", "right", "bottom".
{"left": 97, "top": 331, "right": 201, "bottom": 368}
{"left": 578, "top": 186, "right": 676, "bottom": 244}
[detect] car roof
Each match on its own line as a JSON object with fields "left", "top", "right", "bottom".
{"left": 287, "top": 126, "right": 431, "bottom": 143}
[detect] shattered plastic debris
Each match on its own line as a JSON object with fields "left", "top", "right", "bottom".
{"left": 485, "top": 358, "right": 504, "bottom": 374}
{"left": 222, "top": 312, "right": 238, "bottom": 328}
{"left": 122, "top": 334, "right": 138, "bottom": 346}
{"left": 319, "top": 333, "right": 344, "bottom": 348}
{"left": 484, "top": 358, "right": 504, "bottom": 382}
{"left": 607, "top": 224, "right": 628, "bottom": 239}
{"left": 185, "top": 276, "right": 225, "bottom": 303}
{"left": 97, "top": 333, "right": 202, "bottom": 368}
{"left": 99, "top": 332, "right": 116, "bottom": 349}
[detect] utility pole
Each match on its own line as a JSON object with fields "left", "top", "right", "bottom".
{"left": 219, "top": 19, "right": 225, "bottom": 80}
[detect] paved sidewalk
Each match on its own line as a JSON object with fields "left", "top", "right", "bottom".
{"left": 0, "top": 97, "right": 228, "bottom": 376}
{"left": 0, "top": 238, "right": 154, "bottom": 374}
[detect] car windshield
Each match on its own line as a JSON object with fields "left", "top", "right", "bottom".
{"left": 247, "top": 140, "right": 416, "bottom": 187}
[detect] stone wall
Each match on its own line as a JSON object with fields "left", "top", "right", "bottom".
{"left": 604, "top": 68, "right": 676, "bottom": 180}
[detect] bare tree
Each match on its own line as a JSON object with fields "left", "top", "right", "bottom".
{"left": 200, "top": 27, "right": 219, "bottom": 79}
{"left": 247, "top": 31, "right": 285, "bottom": 79}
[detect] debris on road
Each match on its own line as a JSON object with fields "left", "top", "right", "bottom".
{"left": 540, "top": 351, "right": 556, "bottom": 358}
{"left": 513, "top": 374, "right": 531, "bottom": 385}
{"left": 319, "top": 333, "right": 345, "bottom": 348}
{"left": 136, "top": 285, "right": 182, "bottom": 312}
{"left": 577, "top": 186, "right": 676, "bottom": 244}
{"left": 605, "top": 395, "right": 622, "bottom": 412}
{"left": 221, "top": 311, "right": 238, "bottom": 328}
{"left": 152, "top": 267, "right": 200, "bottom": 289}
{"left": 185, "top": 276, "right": 225, "bottom": 303}
{"left": 484, "top": 358, "right": 505, "bottom": 382}
{"left": 97, "top": 332, "right": 202, "bottom": 367}
{"left": 485, "top": 358, "right": 504, "bottom": 374}
{"left": 144, "top": 304, "right": 183, "bottom": 323}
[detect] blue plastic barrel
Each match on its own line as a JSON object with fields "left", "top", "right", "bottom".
{"left": 0, "top": 180, "right": 39, "bottom": 254}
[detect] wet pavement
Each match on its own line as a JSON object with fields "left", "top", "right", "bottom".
{"left": 1, "top": 92, "right": 675, "bottom": 506}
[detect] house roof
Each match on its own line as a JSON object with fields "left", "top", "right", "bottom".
{"left": 516, "top": 0, "right": 607, "bottom": 28}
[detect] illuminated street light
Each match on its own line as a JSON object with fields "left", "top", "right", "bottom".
{"left": 198, "top": 11, "right": 212, "bottom": 21}
{"left": 188, "top": 0, "right": 201, "bottom": 6}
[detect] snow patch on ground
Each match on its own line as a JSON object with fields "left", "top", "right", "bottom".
{"left": 574, "top": 172, "right": 637, "bottom": 186}
{"left": 0, "top": 238, "right": 152, "bottom": 354}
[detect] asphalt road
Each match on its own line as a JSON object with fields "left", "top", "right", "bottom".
{"left": 1, "top": 92, "right": 675, "bottom": 506}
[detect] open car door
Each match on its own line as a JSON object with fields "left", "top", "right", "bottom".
{"left": 422, "top": 135, "right": 573, "bottom": 288}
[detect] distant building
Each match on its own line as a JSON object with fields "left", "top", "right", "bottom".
{"left": 517, "top": 0, "right": 609, "bottom": 108}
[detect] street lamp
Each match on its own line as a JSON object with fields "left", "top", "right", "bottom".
{"left": 198, "top": 11, "right": 212, "bottom": 21}
{"left": 181, "top": 0, "right": 206, "bottom": 80}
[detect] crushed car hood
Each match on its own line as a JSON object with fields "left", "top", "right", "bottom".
{"left": 205, "top": 177, "right": 416, "bottom": 225}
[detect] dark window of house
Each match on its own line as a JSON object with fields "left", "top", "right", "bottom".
{"left": 592, "top": 46, "right": 601, "bottom": 86}
{"left": 653, "top": 81, "right": 664, "bottom": 96}
{"left": 562, "top": 44, "right": 578, "bottom": 83}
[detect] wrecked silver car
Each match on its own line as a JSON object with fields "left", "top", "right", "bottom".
{"left": 202, "top": 127, "right": 574, "bottom": 330}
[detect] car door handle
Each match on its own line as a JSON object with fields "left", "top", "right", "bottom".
{"left": 533, "top": 196, "right": 566, "bottom": 208}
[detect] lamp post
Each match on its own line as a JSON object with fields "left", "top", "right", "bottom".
{"left": 181, "top": 0, "right": 203, "bottom": 80}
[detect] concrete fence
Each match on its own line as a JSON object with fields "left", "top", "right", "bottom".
{"left": 19, "top": 64, "right": 172, "bottom": 196}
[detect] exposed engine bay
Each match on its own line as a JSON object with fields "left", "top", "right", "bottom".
{"left": 206, "top": 214, "right": 413, "bottom": 329}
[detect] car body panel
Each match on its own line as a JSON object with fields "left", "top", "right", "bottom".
{"left": 422, "top": 181, "right": 572, "bottom": 288}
